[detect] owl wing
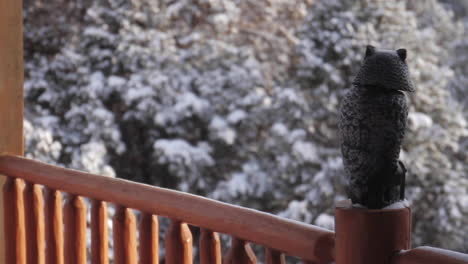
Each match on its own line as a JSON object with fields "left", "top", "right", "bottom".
{"left": 368, "top": 91, "right": 408, "bottom": 181}
{"left": 339, "top": 89, "right": 370, "bottom": 184}
{"left": 339, "top": 89, "right": 408, "bottom": 188}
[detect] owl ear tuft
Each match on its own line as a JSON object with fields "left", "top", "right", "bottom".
{"left": 397, "top": 49, "right": 407, "bottom": 61}
{"left": 365, "top": 45, "right": 376, "bottom": 58}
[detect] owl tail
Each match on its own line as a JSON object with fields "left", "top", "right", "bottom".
{"left": 397, "top": 160, "right": 407, "bottom": 200}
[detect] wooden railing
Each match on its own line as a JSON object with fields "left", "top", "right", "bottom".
{"left": 1, "top": 154, "right": 468, "bottom": 264}
{"left": 392, "top": 247, "right": 468, "bottom": 264}
{"left": 0, "top": 155, "right": 335, "bottom": 264}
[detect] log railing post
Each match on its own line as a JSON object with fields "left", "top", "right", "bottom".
{"left": 24, "top": 183, "right": 46, "bottom": 264}
{"left": 64, "top": 195, "right": 87, "bottom": 264}
{"left": 165, "top": 219, "right": 193, "bottom": 264}
{"left": 224, "top": 237, "right": 257, "bottom": 264}
{"left": 335, "top": 200, "right": 411, "bottom": 264}
{"left": 139, "top": 213, "right": 159, "bottom": 264}
{"left": 45, "top": 189, "right": 64, "bottom": 264}
{"left": 200, "top": 229, "right": 222, "bottom": 264}
{"left": 3, "top": 178, "right": 26, "bottom": 264}
{"left": 265, "top": 248, "right": 285, "bottom": 264}
{"left": 91, "top": 200, "right": 109, "bottom": 264}
{"left": 0, "top": 0, "right": 25, "bottom": 262}
{"left": 113, "top": 206, "right": 138, "bottom": 264}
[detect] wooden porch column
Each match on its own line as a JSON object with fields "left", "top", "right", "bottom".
{"left": 335, "top": 200, "right": 412, "bottom": 264}
{"left": 0, "top": 0, "right": 25, "bottom": 262}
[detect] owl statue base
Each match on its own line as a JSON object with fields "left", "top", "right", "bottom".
{"left": 335, "top": 199, "right": 412, "bottom": 264}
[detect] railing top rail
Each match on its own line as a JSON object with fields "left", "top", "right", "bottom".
{"left": 0, "top": 155, "right": 334, "bottom": 262}
{"left": 392, "top": 246, "right": 468, "bottom": 264}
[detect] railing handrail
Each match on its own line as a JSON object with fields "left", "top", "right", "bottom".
{"left": 0, "top": 154, "right": 335, "bottom": 262}
{"left": 392, "top": 246, "right": 468, "bottom": 264}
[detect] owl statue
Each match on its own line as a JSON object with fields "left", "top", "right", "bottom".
{"left": 339, "top": 45, "right": 414, "bottom": 209}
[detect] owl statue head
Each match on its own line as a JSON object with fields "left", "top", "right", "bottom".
{"left": 353, "top": 45, "right": 415, "bottom": 92}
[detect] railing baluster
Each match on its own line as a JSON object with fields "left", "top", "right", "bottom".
{"left": 91, "top": 200, "right": 109, "bottom": 264}
{"left": 45, "top": 189, "right": 64, "bottom": 264}
{"left": 24, "top": 183, "right": 45, "bottom": 264}
{"left": 165, "top": 219, "right": 193, "bottom": 264}
{"left": 265, "top": 248, "right": 285, "bottom": 264}
{"left": 124, "top": 208, "right": 138, "bottom": 264}
{"left": 3, "top": 178, "right": 26, "bottom": 264}
{"left": 113, "top": 206, "right": 138, "bottom": 264}
{"left": 113, "top": 206, "right": 124, "bottom": 264}
{"left": 75, "top": 196, "right": 87, "bottom": 264}
{"left": 200, "top": 228, "right": 222, "bottom": 264}
{"left": 224, "top": 237, "right": 257, "bottom": 264}
{"left": 64, "top": 195, "right": 87, "bottom": 264}
{"left": 139, "top": 213, "right": 159, "bottom": 264}
{"left": 64, "top": 195, "right": 75, "bottom": 264}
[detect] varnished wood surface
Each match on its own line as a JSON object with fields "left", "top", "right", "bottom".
{"left": 392, "top": 247, "right": 468, "bottom": 264}
{"left": 24, "top": 183, "right": 45, "bottom": 264}
{"left": 0, "top": 155, "right": 335, "bottom": 262}
{"left": 223, "top": 237, "right": 257, "bottom": 264}
{"left": 165, "top": 220, "right": 193, "bottom": 264}
{"left": 139, "top": 213, "right": 159, "bottom": 264}
{"left": 123, "top": 208, "right": 138, "bottom": 264}
{"left": 91, "top": 200, "right": 109, "bottom": 264}
{"left": 113, "top": 206, "right": 125, "bottom": 264}
{"left": 265, "top": 248, "right": 285, "bottom": 264}
{"left": 0, "top": 0, "right": 24, "bottom": 156}
{"left": 113, "top": 206, "right": 138, "bottom": 264}
{"left": 3, "top": 178, "right": 26, "bottom": 264}
{"left": 45, "top": 189, "right": 64, "bottom": 264}
{"left": 0, "top": 0, "right": 25, "bottom": 261}
{"left": 200, "top": 229, "right": 222, "bottom": 264}
{"left": 335, "top": 204, "right": 411, "bottom": 264}
{"left": 64, "top": 195, "right": 87, "bottom": 264}
{"left": 75, "top": 196, "right": 87, "bottom": 264}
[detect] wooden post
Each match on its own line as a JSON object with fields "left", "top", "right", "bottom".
{"left": 335, "top": 200, "right": 411, "bottom": 264}
{"left": 139, "top": 213, "right": 159, "bottom": 264}
{"left": 0, "top": 0, "right": 25, "bottom": 262}
{"left": 224, "top": 237, "right": 257, "bottom": 264}
{"left": 200, "top": 229, "right": 221, "bottom": 264}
